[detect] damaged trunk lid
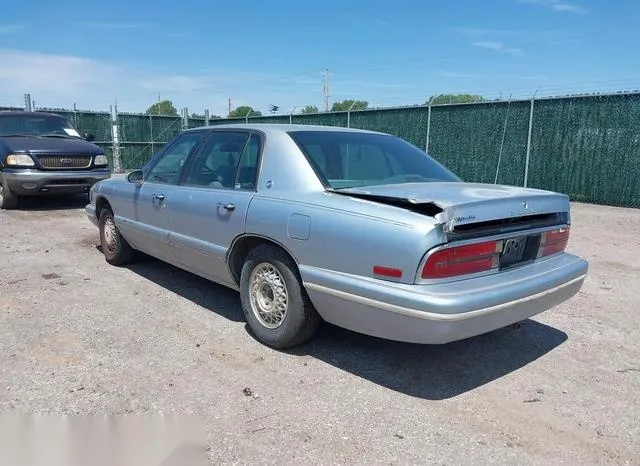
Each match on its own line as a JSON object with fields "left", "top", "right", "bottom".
{"left": 334, "top": 182, "right": 570, "bottom": 240}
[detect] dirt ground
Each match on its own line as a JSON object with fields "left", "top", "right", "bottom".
{"left": 0, "top": 196, "right": 638, "bottom": 465}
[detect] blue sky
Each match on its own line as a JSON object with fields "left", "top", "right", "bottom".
{"left": 0, "top": 0, "right": 638, "bottom": 114}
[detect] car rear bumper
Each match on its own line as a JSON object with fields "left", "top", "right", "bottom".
{"left": 2, "top": 168, "right": 111, "bottom": 195}
{"left": 301, "top": 252, "right": 588, "bottom": 344}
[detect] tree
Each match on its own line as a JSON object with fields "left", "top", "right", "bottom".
{"left": 228, "top": 105, "right": 262, "bottom": 118}
{"left": 145, "top": 100, "right": 178, "bottom": 116}
{"left": 300, "top": 105, "right": 319, "bottom": 114}
{"left": 331, "top": 99, "right": 369, "bottom": 112}
{"left": 426, "top": 94, "right": 485, "bottom": 105}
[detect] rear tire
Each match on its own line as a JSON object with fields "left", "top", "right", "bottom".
{"left": 0, "top": 175, "right": 18, "bottom": 210}
{"left": 99, "top": 207, "right": 135, "bottom": 266}
{"left": 240, "top": 244, "right": 320, "bottom": 348}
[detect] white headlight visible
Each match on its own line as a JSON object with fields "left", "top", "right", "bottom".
{"left": 94, "top": 155, "right": 109, "bottom": 166}
{"left": 6, "top": 154, "right": 35, "bottom": 167}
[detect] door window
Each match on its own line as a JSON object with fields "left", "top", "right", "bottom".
{"left": 234, "top": 134, "right": 262, "bottom": 189}
{"left": 183, "top": 131, "right": 261, "bottom": 190}
{"left": 146, "top": 132, "right": 204, "bottom": 184}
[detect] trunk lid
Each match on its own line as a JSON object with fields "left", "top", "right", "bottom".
{"left": 334, "top": 182, "right": 570, "bottom": 239}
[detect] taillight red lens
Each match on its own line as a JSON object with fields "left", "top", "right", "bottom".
{"left": 373, "top": 266, "right": 403, "bottom": 278}
{"left": 421, "top": 240, "right": 499, "bottom": 279}
{"left": 540, "top": 227, "right": 570, "bottom": 257}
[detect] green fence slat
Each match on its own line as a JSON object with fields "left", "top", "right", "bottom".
{"left": 25, "top": 93, "right": 640, "bottom": 208}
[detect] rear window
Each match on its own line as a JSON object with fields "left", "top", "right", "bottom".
{"left": 288, "top": 130, "right": 460, "bottom": 189}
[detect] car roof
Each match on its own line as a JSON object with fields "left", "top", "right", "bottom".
{"left": 183, "top": 123, "right": 388, "bottom": 136}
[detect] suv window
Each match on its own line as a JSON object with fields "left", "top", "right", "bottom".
{"left": 183, "top": 131, "right": 251, "bottom": 188}
{"left": 146, "top": 132, "right": 203, "bottom": 184}
{"left": 0, "top": 113, "right": 79, "bottom": 138}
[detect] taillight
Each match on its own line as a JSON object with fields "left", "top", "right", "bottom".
{"left": 373, "top": 266, "right": 403, "bottom": 279}
{"left": 539, "top": 227, "right": 570, "bottom": 257}
{"left": 421, "top": 240, "right": 500, "bottom": 279}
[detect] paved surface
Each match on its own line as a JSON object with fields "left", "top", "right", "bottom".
{"left": 0, "top": 196, "right": 638, "bottom": 465}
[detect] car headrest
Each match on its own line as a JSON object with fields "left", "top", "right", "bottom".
{"left": 220, "top": 142, "right": 242, "bottom": 152}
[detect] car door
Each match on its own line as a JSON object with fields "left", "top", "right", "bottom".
{"left": 120, "top": 131, "right": 205, "bottom": 263}
{"left": 165, "top": 130, "right": 262, "bottom": 286}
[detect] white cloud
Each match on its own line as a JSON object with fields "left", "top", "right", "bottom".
{"left": 80, "top": 22, "right": 152, "bottom": 30}
{"left": 340, "top": 80, "right": 411, "bottom": 89}
{"left": 471, "top": 41, "right": 523, "bottom": 55}
{"left": 517, "top": 0, "right": 586, "bottom": 14}
{"left": 167, "top": 31, "right": 191, "bottom": 38}
{"left": 0, "top": 49, "right": 322, "bottom": 115}
{"left": 442, "top": 71, "right": 487, "bottom": 79}
{"left": 0, "top": 24, "right": 27, "bottom": 34}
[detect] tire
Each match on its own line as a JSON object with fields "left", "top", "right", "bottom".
{"left": 240, "top": 244, "right": 320, "bottom": 348}
{"left": 98, "top": 207, "right": 135, "bottom": 266}
{"left": 0, "top": 175, "right": 18, "bottom": 210}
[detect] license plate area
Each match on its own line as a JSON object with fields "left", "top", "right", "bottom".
{"left": 499, "top": 234, "right": 541, "bottom": 269}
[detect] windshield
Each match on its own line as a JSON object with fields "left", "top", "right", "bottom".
{"left": 0, "top": 114, "right": 82, "bottom": 138}
{"left": 288, "top": 130, "right": 460, "bottom": 189}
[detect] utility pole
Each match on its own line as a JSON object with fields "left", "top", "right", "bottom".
{"left": 323, "top": 69, "right": 330, "bottom": 112}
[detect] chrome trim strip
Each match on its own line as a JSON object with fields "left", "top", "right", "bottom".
{"left": 303, "top": 273, "right": 586, "bottom": 322}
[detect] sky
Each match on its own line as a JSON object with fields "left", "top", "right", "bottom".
{"left": 0, "top": 0, "right": 638, "bottom": 115}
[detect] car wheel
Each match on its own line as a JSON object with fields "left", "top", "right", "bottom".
{"left": 98, "top": 207, "right": 135, "bottom": 266}
{"left": 0, "top": 175, "right": 18, "bottom": 210}
{"left": 240, "top": 244, "right": 320, "bottom": 348}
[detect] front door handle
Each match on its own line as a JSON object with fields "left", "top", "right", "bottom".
{"left": 152, "top": 193, "right": 165, "bottom": 201}
{"left": 219, "top": 202, "right": 236, "bottom": 211}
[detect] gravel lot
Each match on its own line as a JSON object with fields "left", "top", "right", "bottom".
{"left": 0, "top": 196, "right": 638, "bottom": 465}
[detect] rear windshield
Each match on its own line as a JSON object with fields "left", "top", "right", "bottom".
{"left": 288, "top": 130, "right": 460, "bottom": 189}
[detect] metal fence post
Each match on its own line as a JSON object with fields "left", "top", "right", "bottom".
{"left": 289, "top": 106, "right": 297, "bottom": 124}
{"left": 524, "top": 97, "right": 535, "bottom": 187}
{"left": 111, "top": 105, "right": 122, "bottom": 173}
{"left": 425, "top": 99, "right": 432, "bottom": 153}
{"left": 245, "top": 109, "right": 252, "bottom": 123}
{"left": 205, "top": 109, "right": 210, "bottom": 126}
{"left": 181, "top": 107, "right": 189, "bottom": 129}
{"left": 347, "top": 101, "right": 356, "bottom": 128}
{"left": 149, "top": 114, "right": 154, "bottom": 155}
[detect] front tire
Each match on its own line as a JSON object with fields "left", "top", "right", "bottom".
{"left": 240, "top": 244, "right": 320, "bottom": 348}
{"left": 0, "top": 175, "right": 18, "bottom": 210}
{"left": 99, "top": 207, "right": 135, "bottom": 265}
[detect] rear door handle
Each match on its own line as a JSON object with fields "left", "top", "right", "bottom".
{"left": 219, "top": 202, "right": 235, "bottom": 211}
{"left": 152, "top": 193, "right": 165, "bottom": 201}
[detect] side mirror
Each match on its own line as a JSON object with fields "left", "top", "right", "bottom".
{"left": 84, "top": 132, "right": 95, "bottom": 142}
{"left": 127, "top": 169, "right": 144, "bottom": 184}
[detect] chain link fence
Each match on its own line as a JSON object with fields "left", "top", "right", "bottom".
{"left": 19, "top": 91, "right": 640, "bottom": 208}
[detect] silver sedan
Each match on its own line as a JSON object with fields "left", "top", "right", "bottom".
{"left": 85, "top": 124, "right": 588, "bottom": 348}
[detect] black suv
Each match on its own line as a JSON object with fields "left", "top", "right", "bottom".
{"left": 0, "top": 111, "right": 111, "bottom": 209}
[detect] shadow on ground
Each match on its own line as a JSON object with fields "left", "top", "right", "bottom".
{"left": 120, "top": 255, "right": 568, "bottom": 400}
{"left": 290, "top": 319, "right": 566, "bottom": 400}
{"left": 16, "top": 194, "right": 89, "bottom": 211}
{"left": 125, "top": 257, "right": 244, "bottom": 323}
